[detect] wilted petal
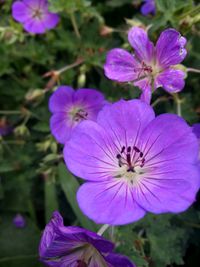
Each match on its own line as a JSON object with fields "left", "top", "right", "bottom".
{"left": 155, "top": 28, "right": 187, "bottom": 68}
{"left": 104, "top": 48, "right": 141, "bottom": 82}
{"left": 105, "top": 252, "right": 136, "bottom": 267}
{"left": 128, "top": 26, "right": 154, "bottom": 63}
{"left": 77, "top": 180, "right": 146, "bottom": 225}
{"left": 155, "top": 68, "right": 185, "bottom": 93}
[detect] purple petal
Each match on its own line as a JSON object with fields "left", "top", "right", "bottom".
{"left": 133, "top": 164, "right": 200, "bottom": 213}
{"left": 77, "top": 180, "right": 146, "bottom": 225}
{"left": 133, "top": 77, "right": 152, "bottom": 103}
{"left": 105, "top": 252, "right": 136, "bottom": 267}
{"left": 50, "top": 113, "right": 73, "bottom": 144}
{"left": 23, "top": 0, "right": 46, "bottom": 9}
{"left": 24, "top": 18, "right": 47, "bottom": 34}
{"left": 192, "top": 123, "right": 200, "bottom": 139}
{"left": 42, "top": 13, "right": 60, "bottom": 30}
{"left": 140, "top": 114, "right": 199, "bottom": 166}
{"left": 155, "top": 68, "right": 185, "bottom": 93}
{"left": 49, "top": 86, "right": 74, "bottom": 113}
{"left": 97, "top": 99, "right": 155, "bottom": 146}
{"left": 141, "top": 0, "right": 156, "bottom": 16}
{"left": 12, "top": 1, "right": 32, "bottom": 23}
{"left": 64, "top": 120, "right": 114, "bottom": 181}
{"left": 13, "top": 214, "right": 26, "bottom": 228}
{"left": 104, "top": 48, "right": 141, "bottom": 82}
{"left": 74, "top": 89, "right": 107, "bottom": 119}
{"left": 155, "top": 29, "right": 187, "bottom": 68}
{"left": 128, "top": 26, "right": 154, "bottom": 63}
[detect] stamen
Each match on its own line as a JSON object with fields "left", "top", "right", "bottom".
{"left": 139, "top": 152, "right": 143, "bottom": 157}
{"left": 127, "top": 146, "right": 131, "bottom": 153}
{"left": 133, "top": 146, "right": 140, "bottom": 153}
{"left": 121, "top": 146, "right": 125, "bottom": 153}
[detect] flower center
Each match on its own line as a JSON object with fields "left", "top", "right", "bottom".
{"left": 134, "top": 61, "right": 153, "bottom": 80}
{"left": 69, "top": 107, "right": 88, "bottom": 122}
{"left": 32, "top": 9, "right": 43, "bottom": 19}
{"left": 114, "top": 145, "right": 146, "bottom": 184}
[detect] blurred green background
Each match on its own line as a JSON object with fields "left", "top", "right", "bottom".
{"left": 0, "top": 0, "right": 200, "bottom": 266}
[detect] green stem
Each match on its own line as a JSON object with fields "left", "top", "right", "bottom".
{"left": 187, "top": 67, "right": 200, "bottom": 74}
{"left": 0, "top": 110, "right": 21, "bottom": 115}
{"left": 173, "top": 94, "right": 182, "bottom": 117}
{"left": 97, "top": 224, "right": 110, "bottom": 236}
{"left": 0, "top": 255, "right": 38, "bottom": 262}
{"left": 57, "top": 58, "right": 83, "bottom": 75}
{"left": 70, "top": 12, "right": 81, "bottom": 39}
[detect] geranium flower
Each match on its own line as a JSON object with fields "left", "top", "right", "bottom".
{"left": 0, "top": 118, "right": 12, "bottom": 136}
{"left": 64, "top": 99, "right": 200, "bottom": 225}
{"left": 104, "top": 27, "right": 187, "bottom": 103}
{"left": 13, "top": 214, "right": 26, "bottom": 228}
{"left": 141, "top": 0, "right": 156, "bottom": 16}
{"left": 12, "top": 0, "right": 59, "bottom": 34}
{"left": 49, "top": 86, "right": 107, "bottom": 144}
{"left": 39, "top": 211, "right": 135, "bottom": 267}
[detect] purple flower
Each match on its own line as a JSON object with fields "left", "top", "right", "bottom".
{"left": 13, "top": 214, "right": 26, "bottom": 228}
{"left": 0, "top": 118, "right": 12, "bottom": 136}
{"left": 39, "top": 211, "right": 135, "bottom": 267}
{"left": 12, "top": 0, "right": 59, "bottom": 34}
{"left": 64, "top": 99, "right": 200, "bottom": 225}
{"left": 141, "top": 0, "right": 156, "bottom": 16}
{"left": 49, "top": 86, "right": 107, "bottom": 144}
{"left": 104, "top": 27, "right": 187, "bottom": 103}
{"left": 192, "top": 123, "right": 200, "bottom": 159}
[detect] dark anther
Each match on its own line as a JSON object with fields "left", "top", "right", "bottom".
{"left": 133, "top": 146, "right": 140, "bottom": 153}
{"left": 127, "top": 146, "right": 131, "bottom": 153}
{"left": 126, "top": 154, "right": 131, "bottom": 165}
{"left": 140, "top": 152, "right": 143, "bottom": 157}
{"left": 127, "top": 166, "right": 135, "bottom": 172}
{"left": 121, "top": 146, "right": 125, "bottom": 153}
{"left": 116, "top": 154, "right": 121, "bottom": 159}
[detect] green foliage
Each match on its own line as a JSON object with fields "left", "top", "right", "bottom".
{"left": 0, "top": 0, "right": 200, "bottom": 266}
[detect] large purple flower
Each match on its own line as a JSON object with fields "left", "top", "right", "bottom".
{"left": 141, "top": 0, "right": 156, "bottom": 16}
{"left": 49, "top": 86, "right": 107, "bottom": 144}
{"left": 39, "top": 211, "right": 135, "bottom": 267}
{"left": 104, "top": 27, "right": 187, "bottom": 103}
{"left": 64, "top": 99, "right": 200, "bottom": 225}
{"left": 192, "top": 123, "right": 200, "bottom": 159}
{"left": 12, "top": 0, "right": 59, "bottom": 34}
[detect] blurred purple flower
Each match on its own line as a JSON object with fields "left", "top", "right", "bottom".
{"left": 64, "top": 99, "right": 200, "bottom": 225}
{"left": 39, "top": 211, "right": 135, "bottom": 267}
{"left": 141, "top": 0, "right": 156, "bottom": 16}
{"left": 104, "top": 27, "right": 187, "bottom": 103}
{"left": 0, "top": 118, "right": 12, "bottom": 136}
{"left": 13, "top": 214, "right": 26, "bottom": 228}
{"left": 49, "top": 86, "right": 107, "bottom": 144}
{"left": 12, "top": 0, "right": 59, "bottom": 34}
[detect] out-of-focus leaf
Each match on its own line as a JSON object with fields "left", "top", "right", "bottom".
{"left": 58, "top": 162, "right": 98, "bottom": 231}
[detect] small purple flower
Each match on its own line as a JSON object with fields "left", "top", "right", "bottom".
{"left": 39, "top": 211, "right": 135, "bottom": 267}
{"left": 0, "top": 118, "right": 12, "bottom": 136}
{"left": 141, "top": 0, "right": 156, "bottom": 16}
{"left": 13, "top": 214, "right": 26, "bottom": 228}
{"left": 49, "top": 86, "right": 107, "bottom": 144}
{"left": 104, "top": 27, "right": 187, "bottom": 103}
{"left": 64, "top": 99, "right": 200, "bottom": 225}
{"left": 12, "top": 0, "right": 59, "bottom": 34}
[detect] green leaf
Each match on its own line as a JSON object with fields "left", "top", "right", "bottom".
{"left": 0, "top": 214, "right": 42, "bottom": 267}
{"left": 58, "top": 162, "right": 98, "bottom": 231}
{"left": 45, "top": 179, "right": 59, "bottom": 223}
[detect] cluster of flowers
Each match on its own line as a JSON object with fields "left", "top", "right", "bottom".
{"left": 11, "top": 0, "right": 155, "bottom": 35}
{"left": 38, "top": 27, "right": 200, "bottom": 267}
{"left": 8, "top": 1, "right": 200, "bottom": 266}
